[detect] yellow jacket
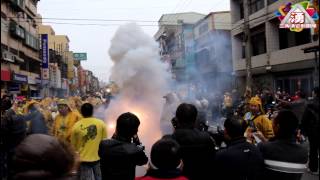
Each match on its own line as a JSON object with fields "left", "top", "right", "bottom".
{"left": 245, "top": 114, "right": 274, "bottom": 141}
{"left": 53, "top": 111, "right": 81, "bottom": 142}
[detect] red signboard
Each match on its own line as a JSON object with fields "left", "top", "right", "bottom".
{"left": 1, "top": 70, "right": 11, "bottom": 81}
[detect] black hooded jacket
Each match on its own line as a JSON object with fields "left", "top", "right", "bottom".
{"left": 99, "top": 137, "right": 148, "bottom": 180}
{"left": 165, "top": 128, "right": 216, "bottom": 180}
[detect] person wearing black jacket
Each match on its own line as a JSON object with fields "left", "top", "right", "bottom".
{"left": 165, "top": 103, "right": 216, "bottom": 180}
{"left": 301, "top": 87, "right": 319, "bottom": 174}
{"left": 258, "top": 110, "right": 308, "bottom": 180}
{"left": 215, "top": 117, "right": 264, "bottom": 180}
{"left": 1, "top": 97, "right": 27, "bottom": 180}
{"left": 99, "top": 112, "right": 148, "bottom": 180}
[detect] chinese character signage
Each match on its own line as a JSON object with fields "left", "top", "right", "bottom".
{"left": 73, "top": 53, "right": 87, "bottom": 61}
{"left": 41, "top": 34, "right": 49, "bottom": 80}
{"left": 275, "top": 1, "right": 318, "bottom": 32}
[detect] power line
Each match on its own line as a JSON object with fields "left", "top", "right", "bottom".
{"left": 11, "top": 18, "right": 232, "bottom": 25}
{"left": 7, "top": 16, "right": 173, "bottom": 23}
{"left": 39, "top": 22, "right": 159, "bottom": 27}
{"left": 6, "top": 10, "right": 277, "bottom": 29}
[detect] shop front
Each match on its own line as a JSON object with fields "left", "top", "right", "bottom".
{"left": 28, "top": 75, "right": 40, "bottom": 97}
{"left": 11, "top": 73, "right": 28, "bottom": 97}
{"left": 1, "top": 69, "right": 11, "bottom": 95}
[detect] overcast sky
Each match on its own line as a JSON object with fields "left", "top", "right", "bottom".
{"left": 38, "top": 0, "right": 230, "bottom": 83}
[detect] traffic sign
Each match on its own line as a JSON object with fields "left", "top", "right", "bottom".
{"left": 73, "top": 53, "right": 87, "bottom": 61}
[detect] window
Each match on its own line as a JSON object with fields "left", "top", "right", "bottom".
{"left": 279, "top": 29, "right": 311, "bottom": 49}
{"left": 24, "top": 31, "right": 39, "bottom": 50}
{"left": 199, "top": 23, "right": 209, "bottom": 35}
{"left": 10, "top": 21, "right": 25, "bottom": 39}
{"left": 195, "top": 48, "right": 210, "bottom": 68}
{"left": 16, "top": 0, "right": 24, "bottom": 7}
{"left": 267, "top": 0, "right": 278, "bottom": 5}
{"left": 10, "top": 0, "right": 25, "bottom": 11}
{"left": 239, "top": 1, "right": 244, "bottom": 19}
{"left": 242, "top": 45, "right": 246, "bottom": 59}
{"left": 251, "top": 24, "right": 266, "bottom": 56}
{"left": 249, "top": 0, "right": 264, "bottom": 14}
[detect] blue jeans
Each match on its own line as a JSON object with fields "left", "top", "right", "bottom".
{"left": 79, "top": 161, "right": 102, "bottom": 180}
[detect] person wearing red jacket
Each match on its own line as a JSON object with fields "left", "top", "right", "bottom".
{"left": 136, "top": 138, "right": 188, "bottom": 180}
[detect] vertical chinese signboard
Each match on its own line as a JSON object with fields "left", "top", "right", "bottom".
{"left": 41, "top": 34, "right": 49, "bottom": 81}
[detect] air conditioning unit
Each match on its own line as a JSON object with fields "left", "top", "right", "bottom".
{"left": 2, "top": 51, "right": 15, "bottom": 62}
{"left": 13, "top": 55, "right": 24, "bottom": 63}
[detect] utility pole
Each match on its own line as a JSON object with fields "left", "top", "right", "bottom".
{"left": 243, "top": 0, "right": 252, "bottom": 93}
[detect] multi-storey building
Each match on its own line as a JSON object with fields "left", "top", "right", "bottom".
{"left": 154, "top": 12, "right": 205, "bottom": 82}
{"left": 38, "top": 24, "right": 70, "bottom": 97}
{"left": 231, "top": 0, "right": 319, "bottom": 95}
{"left": 193, "top": 11, "right": 232, "bottom": 93}
{"left": 1, "top": 0, "right": 41, "bottom": 97}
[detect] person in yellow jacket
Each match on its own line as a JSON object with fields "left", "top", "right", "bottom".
{"left": 52, "top": 99, "right": 81, "bottom": 143}
{"left": 68, "top": 97, "right": 83, "bottom": 118}
{"left": 244, "top": 96, "right": 274, "bottom": 144}
{"left": 71, "top": 103, "right": 107, "bottom": 180}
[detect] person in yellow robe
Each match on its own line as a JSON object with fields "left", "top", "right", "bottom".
{"left": 52, "top": 99, "right": 81, "bottom": 143}
{"left": 244, "top": 96, "right": 274, "bottom": 144}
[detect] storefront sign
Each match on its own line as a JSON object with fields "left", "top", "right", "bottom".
{"left": 9, "top": 84, "right": 20, "bottom": 92}
{"left": 1, "top": 69, "right": 11, "bottom": 81}
{"left": 41, "top": 34, "right": 49, "bottom": 80}
{"left": 28, "top": 76, "right": 36, "bottom": 84}
{"left": 13, "top": 73, "right": 28, "bottom": 83}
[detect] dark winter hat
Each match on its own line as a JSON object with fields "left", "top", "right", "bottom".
{"left": 176, "top": 103, "right": 198, "bottom": 127}
{"left": 274, "top": 110, "right": 299, "bottom": 138}
{"left": 13, "top": 134, "right": 75, "bottom": 180}
{"left": 116, "top": 112, "right": 140, "bottom": 138}
{"left": 150, "top": 138, "right": 181, "bottom": 170}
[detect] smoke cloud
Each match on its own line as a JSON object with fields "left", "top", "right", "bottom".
{"left": 104, "top": 23, "right": 172, "bottom": 156}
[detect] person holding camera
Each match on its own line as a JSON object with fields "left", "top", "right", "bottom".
{"left": 99, "top": 112, "right": 148, "bottom": 180}
{"left": 215, "top": 117, "right": 264, "bottom": 180}
{"left": 244, "top": 96, "right": 274, "bottom": 144}
{"left": 165, "top": 103, "right": 216, "bottom": 180}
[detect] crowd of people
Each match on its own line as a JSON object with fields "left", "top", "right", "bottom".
{"left": 0, "top": 86, "right": 319, "bottom": 180}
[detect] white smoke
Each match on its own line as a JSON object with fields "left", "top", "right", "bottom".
{"left": 104, "top": 23, "right": 172, "bottom": 154}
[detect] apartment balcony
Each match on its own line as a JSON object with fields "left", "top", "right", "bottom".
{"left": 234, "top": 41, "right": 318, "bottom": 73}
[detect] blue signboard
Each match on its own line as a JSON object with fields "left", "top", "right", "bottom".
{"left": 41, "top": 34, "right": 49, "bottom": 80}
{"left": 12, "top": 73, "right": 28, "bottom": 83}
{"left": 9, "top": 84, "right": 20, "bottom": 92}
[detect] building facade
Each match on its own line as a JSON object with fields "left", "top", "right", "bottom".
{"left": 1, "top": 0, "right": 41, "bottom": 97}
{"left": 231, "top": 0, "right": 319, "bottom": 95}
{"left": 154, "top": 12, "right": 205, "bottom": 84}
{"left": 193, "top": 11, "right": 232, "bottom": 93}
{"left": 38, "top": 25, "right": 70, "bottom": 97}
